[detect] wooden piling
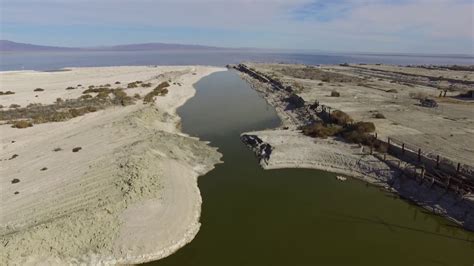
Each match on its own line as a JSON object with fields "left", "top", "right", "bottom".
{"left": 402, "top": 143, "right": 405, "bottom": 154}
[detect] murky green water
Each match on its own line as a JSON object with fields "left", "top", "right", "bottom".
{"left": 148, "top": 70, "right": 474, "bottom": 266}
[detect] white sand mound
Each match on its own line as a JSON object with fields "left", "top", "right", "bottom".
{"left": 0, "top": 66, "right": 224, "bottom": 265}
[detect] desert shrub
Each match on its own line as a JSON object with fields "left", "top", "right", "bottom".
{"left": 9, "top": 104, "right": 21, "bottom": 108}
{"left": 88, "top": 85, "right": 95, "bottom": 89}
{"left": 0, "top": 105, "right": 3, "bottom": 109}
{"left": 0, "top": 91, "right": 15, "bottom": 95}
{"left": 83, "top": 87, "right": 111, "bottom": 94}
{"left": 302, "top": 123, "right": 342, "bottom": 138}
{"left": 27, "top": 103, "right": 42, "bottom": 108}
{"left": 318, "top": 83, "right": 323, "bottom": 86}
{"left": 352, "top": 121, "right": 376, "bottom": 133}
{"left": 96, "top": 90, "right": 111, "bottom": 99}
{"left": 34, "top": 88, "right": 44, "bottom": 92}
{"left": 141, "top": 82, "right": 152, "bottom": 88}
{"left": 40, "top": 167, "right": 48, "bottom": 171}
{"left": 80, "top": 94, "right": 93, "bottom": 100}
{"left": 56, "top": 98, "right": 64, "bottom": 104}
{"left": 112, "top": 89, "right": 134, "bottom": 106}
{"left": 53, "top": 147, "right": 62, "bottom": 152}
{"left": 331, "top": 110, "right": 352, "bottom": 125}
{"left": 127, "top": 82, "right": 138, "bottom": 88}
{"left": 104, "top": 84, "right": 111, "bottom": 87}
{"left": 77, "top": 84, "right": 82, "bottom": 87}
{"left": 373, "top": 113, "right": 385, "bottom": 119}
{"left": 330, "top": 91, "right": 340, "bottom": 97}
{"left": 11, "top": 120, "right": 33, "bottom": 128}
{"left": 115, "top": 81, "right": 121, "bottom": 84}
{"left": 133, "top": 93, "right": 141, "bottom": 99}
{"left": 143, "top": 82, "right": 170, "bottom": 104}
{"left": 66, "top": 86, "right": 76, "bottom": 90}
{"left": 72, "top": 147, "right": 82, "bottom": 152}
{"left": 11, "top": 178, "right": 20, "bottom": 184}
{"left": 321, "top": 77, "right": 330, "bottom": 82}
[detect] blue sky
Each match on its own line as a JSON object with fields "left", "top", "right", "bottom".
{"left": 1, "top": 0, "right": 473, "bottom": 54}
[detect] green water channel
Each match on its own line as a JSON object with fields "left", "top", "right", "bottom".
{"left": 148, "top": 70, "right": 474, "bottom": 266}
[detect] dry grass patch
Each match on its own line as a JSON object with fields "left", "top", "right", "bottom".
{"left": 0, "top": 91, "right": 15, "bottom": 95}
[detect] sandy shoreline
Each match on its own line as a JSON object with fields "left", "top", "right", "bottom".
{"left": 1, "top": 66, "right": 224, "bottom": 264}
{"left": 235, "top": 63, "right": 474, "bottom": 231}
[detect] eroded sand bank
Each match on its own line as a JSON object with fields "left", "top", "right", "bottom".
{"left": 0, "top": 66, "right": 224, "bottom": 265}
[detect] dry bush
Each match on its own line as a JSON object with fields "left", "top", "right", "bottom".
{"left": 11, "top": 120, "right": 33, "bottom": 128}
{"left": 72, "top": 147, "right": 82, "bottom": 152}
{"left": 133, "top": 93, "right": 141, "bottom": 99}
{"left": 112, "top": 89, "right": 134, "bottom": 106}
{"left": 143, "top": 82, "right": 170, "bottom": 104}
{"left": 302, "top": 123, "right": 342, "bottom": 138}
{"left": 83, "top": 87, "right": 111, "bottom": 94}
{"left": 0, "top": 91, "right": 15, "bottom": 95}
{"left": 56, "top": 98, "right": 64, "bottom": 104}
{"left": 9, "top": 104, "right": 21, "bottom": 108}
{"left": 141, "top": 82, "right": 152, "bottom": 88}
{"left": 115, "top": 81, "right": 121, "bottom": 84}
{"left": 80, "top": 94, "right": 93, "bottom": 100}
{"left": 34, "top": 88, "right": 44, "bottom": 92}
{"left": 331, "top": 110, "right": 352, "bottom": 125}
{"left": 330, "top": 91, "right": 340, "bottom": 97}
{"left": 53, "top": 147, "right": 62, "bottom": 152}
{"left": 66, "top": 86, "right": 76, "bottom": 90}
{"left": 88, "top": 85, "right": 95, "bottom": 89}
{"left": 353, "top": 121, "right": 376, "bottom": 133}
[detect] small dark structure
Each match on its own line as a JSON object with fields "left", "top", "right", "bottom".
{"left": 420, "top": 98, "right": 438, "bottom": 108}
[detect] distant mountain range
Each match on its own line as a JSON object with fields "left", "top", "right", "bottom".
{"left": 0, "top": 40, "right": 230, "bottom": 52}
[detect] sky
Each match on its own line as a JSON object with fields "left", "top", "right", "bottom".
{"left": 0, "top": 0, "right": 473, "bottom": 54}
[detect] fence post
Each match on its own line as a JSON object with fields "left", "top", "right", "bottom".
{"left": 436, "top": 155, "right": 440, "bottom": 169}
{"left": 417, "top": 148, "right": 421, "bottom": 162}
{"left": 402, "top": 143, "right": 405, "bottom": 154}
{"left": 457, "top": 163, "right": 461, "bottom": 174}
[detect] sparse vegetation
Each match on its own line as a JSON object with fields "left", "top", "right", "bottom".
{"left": 115, "top": 81, "right": 121, "bottom": 84}
{"left": 302, "top": 123, "right": 342, "bottom": 138}
{"left": 11, "top": 178, "right": 20, "bottom": 184}
{"left": 40, "top": 167, "right": 48, "bottom": 171}
{"left": 66, "top": 86, "right": 76, "bottom": 90}
{"left": 330, "top": 91, "right": 340, "bottom": 97}
{"left": 9, "top": 104, "right": 20, "bottom": 108}
{"left": 331, "top": 110, "right": 353, "bottom": 125}
{"left": 53, "top": 147, "right": 62, "bottom": 152}
{"left": 34, "top": 88, "right": 44, "bottom": 92}
{"left": 0, "top": 91, "right": 15, "bottom": 95}
{"left": 141, "top": 82, "right": 152, "bottom": 88}
{"left": 9, "top": 154, "right": 18, "bottom": 160}
{"left": 72, "top": 147, "right": 82, "bottom": 152}
{"left": 143, "top": 82, "right": 170, "bottom": 103}
{"left": 10, "top": 120, "right": 33, "bottom": 128}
